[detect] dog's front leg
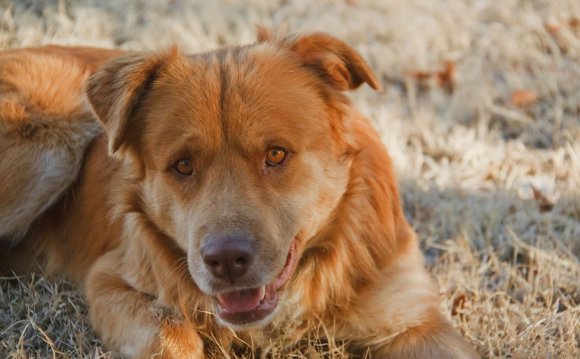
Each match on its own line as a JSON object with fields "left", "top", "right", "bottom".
{"left": 86, "top": 250, "right": 204, "bottom": 359}
{"left": 346, "top": 253, "right": 478, "bottom": 358}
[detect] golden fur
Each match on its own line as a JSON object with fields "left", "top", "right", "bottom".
{"left": 0, "top": 32, "right": 478, "bottom": 358}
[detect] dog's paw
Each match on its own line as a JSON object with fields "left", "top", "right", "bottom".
{"left": 143, "top": 319, "right": 205, "bottom": 359}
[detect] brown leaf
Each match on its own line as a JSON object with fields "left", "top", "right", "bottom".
{"left": 451, "top": 292, "right": 467, "bottom": 317}
{"left": 511, "top": 90, "right": 538, "bottom": 108}
{"left": 545, "top": 18, "right": 579, "bottom": 36}
{"left": 545, "top": 22, "right": 561, "bottom": 35}
{"left": 408, "top": 61, "right": 456, "bottom": 92}
{"left": 436, "top": 60, "right": 456, "bottom": 92}
{"left": 531, "top": 186, "right": 555, "bottom": 212}
{"left": 410, "top": 70, "right": 433, "bottom": 81}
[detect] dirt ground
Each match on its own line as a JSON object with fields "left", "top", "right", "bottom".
{"left": 0, "top": 0, "right": 579, "bottom": 358}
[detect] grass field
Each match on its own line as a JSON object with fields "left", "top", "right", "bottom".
{"left": 1, "top": 0, "right": 579, "bottom": 357}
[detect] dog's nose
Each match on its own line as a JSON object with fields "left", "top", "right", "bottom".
{"left": 201, "top": 234, "right": 253, "bottom": 282}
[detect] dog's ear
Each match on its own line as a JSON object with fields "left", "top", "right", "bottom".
{"left": 290, "top": 33, "right": 383, "bottom": 91}
{"left": 259, "top": 30, "right": 382, "bottom": 92}
{"left": 86, "top": 48, "right": 179, "bottom": 155}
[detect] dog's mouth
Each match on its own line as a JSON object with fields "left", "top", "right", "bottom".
{"left": 215, "top": 236, "right": 299, "bottom": 326}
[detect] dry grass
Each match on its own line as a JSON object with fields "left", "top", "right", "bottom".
{"left": 1, "top": 0, "right": 579, "bottom": 358}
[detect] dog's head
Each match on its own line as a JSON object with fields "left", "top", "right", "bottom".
{"left": 87, "top": 30, "right": 381, "bottom": 328}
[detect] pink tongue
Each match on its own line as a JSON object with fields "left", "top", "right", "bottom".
{"left": 217, "top": 288, "right": 262, "bottom": 313}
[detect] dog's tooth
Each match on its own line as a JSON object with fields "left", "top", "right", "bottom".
{"left": 259, "top": 286, "right": 266, "bottom": 300}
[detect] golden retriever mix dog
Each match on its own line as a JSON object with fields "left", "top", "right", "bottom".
{"left": 0, "top": 30, "right": 477, "bottom": 358}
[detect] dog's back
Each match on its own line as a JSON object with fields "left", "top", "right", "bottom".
{"left": 0, "top": 47, "right": 122, "bottom": 274}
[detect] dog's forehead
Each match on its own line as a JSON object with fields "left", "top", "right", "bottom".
{"left": 222, "top": 48, "right": 330, "bottom": 145}
{"left": 149, "top": 45, "right": 331, "bottom": 155}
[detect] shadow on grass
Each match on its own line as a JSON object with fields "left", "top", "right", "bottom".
{"left": 399, "top": 180, "right": 579, "bottom": 358}
{"left": 399, "top": 180, "right": 580, "bottom": 261}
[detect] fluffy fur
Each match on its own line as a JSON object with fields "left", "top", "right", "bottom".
{"left": 0, "top": 46, "right": 123, "bottom": 240}
{"left": 0, "top": 32, "right": 477, "bottom": 358}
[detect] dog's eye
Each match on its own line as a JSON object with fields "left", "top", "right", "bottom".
{"left": 174, "top": 158, "right": 193, "bottom": 175}
{"left": 265, "top": 147, "right": 287, "bottom": 167}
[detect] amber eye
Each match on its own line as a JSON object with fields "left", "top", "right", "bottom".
{"left": 265, "top": 147, "right": 287, "bottom": 167}
{"left": 174, "top": 158, "right": 193, "bottom": 175}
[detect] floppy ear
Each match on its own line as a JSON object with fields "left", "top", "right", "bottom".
{"left": 259, "top": 30, "right": 382, "bottom": 92}
{"left": 85, "top": 49, "right": 177, "bottom": 155}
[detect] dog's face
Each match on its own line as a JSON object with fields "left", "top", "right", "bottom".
{"left": 87, "top": 31, "right": 380, "bottom": 328}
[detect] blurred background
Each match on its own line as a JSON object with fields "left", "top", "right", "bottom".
{"left": 1, "top": 0, "right": 579, "bottom": 358}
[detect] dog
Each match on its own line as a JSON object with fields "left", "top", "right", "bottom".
{"left": 0, "top": 29, "right": 478, "bottom": 358}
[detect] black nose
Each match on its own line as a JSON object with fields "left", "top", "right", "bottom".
{"left": 201, "top": 234, "right": 254, "bottom": 283}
